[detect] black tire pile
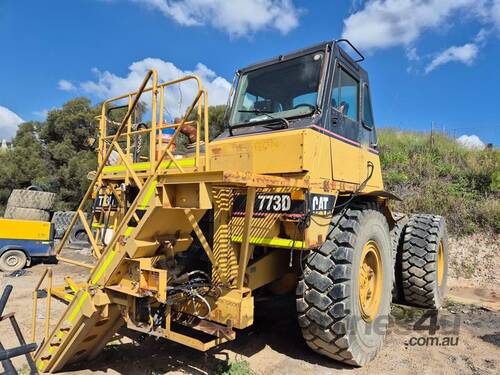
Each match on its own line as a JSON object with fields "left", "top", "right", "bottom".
{"left": 4, "top": 188, "right": 55, "bottom": 221}
{"left": 3, "top": 188, "right": 90, "bottom": 249}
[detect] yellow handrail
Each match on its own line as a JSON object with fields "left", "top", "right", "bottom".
{"left": 32, "top": 268, "right": 53, "bottom": 344}
{"left": 56, "top": 70, "right": 210, "bottom": 268}
{"left": 98, "top": 74, "right": 209, "bottom": 171}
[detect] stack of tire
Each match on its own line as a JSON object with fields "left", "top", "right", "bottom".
{"left": 4, "top": 187, "right": 55, "bottom": 221}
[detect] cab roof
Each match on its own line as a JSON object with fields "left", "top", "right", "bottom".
{"left": 237, "top": 40, "right": 368, "bottom": 78}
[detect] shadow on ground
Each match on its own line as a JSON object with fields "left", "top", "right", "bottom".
{"left": 66, "top": 295, "right": 351, "bottom": 374}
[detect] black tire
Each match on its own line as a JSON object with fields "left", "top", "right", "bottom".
{"left": 68, "top": 223, "right": 90, "bottom": 248}
{"left": 390, "top": 216, "right": 406, "bottom": 303}
{"left": 51, "top": 211, "right": 77, "bottom": 239}
{"left": 7, "top": 189, "right": 56, "bottom": 210}
{"left": 4, "top": 207, "right": 50, "bottom": 221}
{"left": 401, "top": 214, "right": 448, "bottom": 309}
{"left": 296, "top": 202, "right": 392, "bottom": 366}
{"left": 0, "top": 250, "right": 27, "bottom": 272}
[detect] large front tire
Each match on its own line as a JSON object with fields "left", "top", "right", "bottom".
{"left": 296, "top": 202, "right": 392, "bottom": 366}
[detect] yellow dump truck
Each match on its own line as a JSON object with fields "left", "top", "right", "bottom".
{"left": 32, "top": 39, "right": 448, "bottom": 372}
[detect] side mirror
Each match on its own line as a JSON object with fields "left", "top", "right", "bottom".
{"left": 361, "top": 120, "right": 373, "bottom": 131}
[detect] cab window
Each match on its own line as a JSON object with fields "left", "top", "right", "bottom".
{"left": 332, "top": 67, "right": 359, "bottom": 121}
{"left": 363, "top": 84, "right": 374, "bottom": 127}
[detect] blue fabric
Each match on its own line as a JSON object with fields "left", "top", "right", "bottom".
{"left": 160, "top": 128, "right": 175, "bottom": 135}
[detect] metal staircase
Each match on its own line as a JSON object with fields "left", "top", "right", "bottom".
{"left": 33, "top": 70, "right": 212, "bottom": 373}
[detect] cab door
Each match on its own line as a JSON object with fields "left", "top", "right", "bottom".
{"left": 327, "top": 62, "right": 362, "bottom": 184}
{"left": 359, "top": 81, "right": 384, "bottom": 189}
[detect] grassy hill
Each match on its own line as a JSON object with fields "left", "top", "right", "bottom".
{"left": 378, "top": 129, "right": 499, "bottom": 235}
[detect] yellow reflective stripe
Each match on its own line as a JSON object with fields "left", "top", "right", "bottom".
{"left": 91, "top": 251, "right": 116, "bottom": 285}
{"left": 138, "top": 179, "right": 157, "bottom": 209}
{"left": 37, "top": 360, "right": 46, "bottom": 371}
{"left": 68, "top": 291, "right": 89, "bottom": 322}
{"left": 38, "top": 292, "right": 90, "bottom": 370}
{"left": 64, "top": 293, "right": 74, "bottom": 302}
{"left": 231, "top": 235, "right": 304, "bottom": 249}
{"left": 124, "top": 227, "right": 134, "bottom": 236}
{"left": 103, "top": 159, "right": 195, "bottom": 173}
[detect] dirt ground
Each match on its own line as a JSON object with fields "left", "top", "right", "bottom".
{"left": 1, "top": 234, "right": 499, "bottom": 375}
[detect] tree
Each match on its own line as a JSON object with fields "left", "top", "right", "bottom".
{"left": 208, "top": 105, "right": 227, "bottom": 140}
{"left": 0, "top": 98, "right": 228, "bottom": 214}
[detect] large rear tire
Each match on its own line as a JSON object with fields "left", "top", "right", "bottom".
{"left": 7, "top": 189, "right": 56, "bottom": 210}
{"left": 4, "top": 207, "right": 50, "bottom": 221}
{"left": 51, "top": 211, "right": 77, "bottom": 239}
{"left": 296, "top": 202, "right": 392, "bottom": 366}
{"left": 401, "top": 214, "right": 448, "bottom": 309}
{"left": 390, "top": 216, "right": 406, "bottom": 303}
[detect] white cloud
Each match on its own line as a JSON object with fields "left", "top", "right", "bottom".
{"left": 341, "top": 0, "right": 482, "bottom": 50}
{"left": 457, "top": 134, "right": 486, "bottom": 149}
{"left": 129, "top": 0, "right": 300, "bottom": 37}
{"left": 425, "top": 43, "right": 478, "bottom": 73}
{"left": 493, "top": 0, "right": 500, "bottom": 29}
{"left": 81, "top": 58, "right": 231, "bottom": 118}
{"left": 58, "top": 79, "right": 76, "bottom": 91}
{"left": 406, "top": 47, "right": 420, "bottom": 61}
{"left": 0, "top": 106, "right": 24, "bottom": 140}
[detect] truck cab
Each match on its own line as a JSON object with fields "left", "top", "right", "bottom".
{"left": 222, "top": 39, "right": 377, "bottom": 150}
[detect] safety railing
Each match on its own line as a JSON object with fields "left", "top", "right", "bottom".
{"left": 54, "top": 70, "right": 210, "bottom": 266}
{"left": 98, "top": 74, "right": 210, "bottom": 176}
{"left": 32, "top": 268, "right": 53, "bottom": 344}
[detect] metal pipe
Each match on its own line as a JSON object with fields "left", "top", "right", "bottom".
{"left": 0, "top": 343, "right": 38, "bottom": 361}
{"left": 0, "top": 285, "right": 13, "bottom": 317}
{"left": 9, "top": 315, "right": 38, "bottom": 373}
{"left": 203, "top": 91, "right": 210, "bottom": 171}
{"left": 31, "top": 288, "right": 37, "bottom": 343}
{"left": 0, "top": 342, "right": 16, "bottom": 374}
{"left": 44, "top": 269, "right": 52, "bottom": 340}
{"left": 102, "top": 74, "right": 202, "bottom": 104}
{"left": 100, "top": 121, "right": 197, "bottom": 140}
{"left": 56, "top": 256, "right": 93, "bottom": 269}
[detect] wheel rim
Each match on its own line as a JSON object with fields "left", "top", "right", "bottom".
{"left": 437, "top": 241, "right": 444, "bottom": 287}
{"left": 75, "top": 231, "right": 88, "bottom": 241}
{"left": 359, "top": 240, "right": 383, "bottom": 322}
{"left": 6, "top": 255, "right": 20, "bottom": 268}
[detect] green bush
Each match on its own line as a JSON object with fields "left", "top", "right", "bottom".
{"left": 215, "top": 360, "right": 253, "bottom": 375}
{"left": 379, "top": 129, "right": 499, "bottom": 235}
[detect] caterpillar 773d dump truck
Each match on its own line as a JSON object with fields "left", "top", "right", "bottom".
{"left": 32, "top": 40, "right": 449, "bottom": 371}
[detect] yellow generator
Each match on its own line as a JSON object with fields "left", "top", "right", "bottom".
{"left": 33, "top": 40, "right": 448, "bottom": 371}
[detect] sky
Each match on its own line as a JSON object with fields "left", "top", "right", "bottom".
{"left": 0, "top": 0, "right": 499, "bottom": 146}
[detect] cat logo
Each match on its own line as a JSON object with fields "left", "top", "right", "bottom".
{"left": 310, "top": 194, "right": 335, "bottom": 213}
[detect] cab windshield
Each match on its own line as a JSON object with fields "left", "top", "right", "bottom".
{"left": 229, "top": 51, "right": 325, "bottom": 126}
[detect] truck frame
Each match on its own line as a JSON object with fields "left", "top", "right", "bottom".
{"left": 32, "top": 40, "right": 449, "bottom": 372}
